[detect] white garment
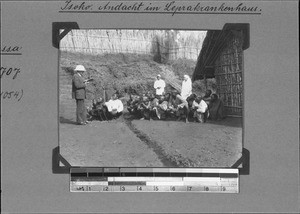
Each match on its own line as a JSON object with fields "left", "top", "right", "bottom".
{"left": 105, "top": 99, "right": 124, "bottom": 113}
{"left": 181, "top": 77, "right": 192, "bottom": 100}
{"left": 192, "top": 100, "right": 208, "bottom": 113}
{"left": 154, "top": 79, "right": 166, "bottom": 95}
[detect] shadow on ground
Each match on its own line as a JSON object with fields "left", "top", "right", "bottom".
{"left": 59, "top": 117, "right": 77, "bottom": 125}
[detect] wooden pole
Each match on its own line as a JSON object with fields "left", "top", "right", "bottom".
{"left": 203, "top": 72, "right": 207, "bottom": 91}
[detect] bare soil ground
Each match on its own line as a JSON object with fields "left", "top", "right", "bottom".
{"left": 131, "top": 118, "right": 242, "bottom": 167}
{"left": 60, "top": 120, "right": 164, "bottom": 167}
{"left": 60, "top": 115, "right": 241, "bottom": 167}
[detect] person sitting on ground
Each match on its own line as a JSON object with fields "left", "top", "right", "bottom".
{"left": 208, "top": 94, "right": 225, "bottom": 121}
{"left": 151, "top": 95, "right": 160, "bottom": 120}
{"left": 192, "top": 96, "right": 208, "bottom": 123}
{"left": 155, "top": 95, "right": 169, "bottom": 120}
{"left": 203, "top": 89, "right": 212, "bottom": 106}
{"left": 187, "top": 93, "right": 197, "bottom": 107}
{"left": 88, "top": 98, "right": 106, "bottom": 121}
{"left": 104, "top": 93, "right": 124, "bottom": 120}
{"left": 127, "top": 94, "right": 140, "bottom": 117}
{"left": 86, "top": 105, "right": 93, "bottom": 121}
{"left": 162, "top": 93, "right": 173, "bottom": 119}
{"left": 148, "top": 92, "right": 156, "bottom": 105}
{"left": 138, "top": 95, "right": 152, "bottom": 120}
{"left": 127, "top": 94, "right": 134, "bottom": 114}
{"left": 136, "top": 94, "right": 146, "bottom": 118}
{"left": 169, "top": 91, "right": 190, "bottom": 123}
{"left": 94, "top": 98, "right": 108, "bottom": 121}
{"left": 186, "top": 93, "right": 197, "bottom": 119}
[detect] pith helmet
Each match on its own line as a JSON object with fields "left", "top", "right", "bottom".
{"left": 74, "top": 65, "right": 86, "bottom": 72}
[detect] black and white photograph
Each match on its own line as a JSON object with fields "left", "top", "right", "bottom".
{"left": 59, "top": 27, "right": 245, "bottom": 167}
{"left": 2, "top": 0, "right": 299, "bottom": 212}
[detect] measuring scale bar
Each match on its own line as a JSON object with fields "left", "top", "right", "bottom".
{"left": 70, "top": 168, "right": 239, "bottom": 193}
{"left": 70, "top": 181, "right": 238, "bottom": 192}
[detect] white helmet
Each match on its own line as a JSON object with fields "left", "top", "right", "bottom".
{"left": 74, "top": 65, "right": 86, "bottom": 72}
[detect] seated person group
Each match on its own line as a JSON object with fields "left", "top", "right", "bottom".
{"left": 88, "top": 89, "right": 224, "bottom": 123}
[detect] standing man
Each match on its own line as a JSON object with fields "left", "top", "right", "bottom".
{"left": 154, "top": 74, "right": 166, "bottom": 96}
{"left": 72, "top": 65, "right": 88, "bottom": 125}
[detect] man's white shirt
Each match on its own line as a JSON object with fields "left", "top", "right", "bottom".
{"left": 154, "top": 79, "right": 166, "bottom": 95}
{"left": 105, "top": 99, "right": 124, "bottom": 113}
{"left": 192, "top": 100, "right": 208, "bottom": 113}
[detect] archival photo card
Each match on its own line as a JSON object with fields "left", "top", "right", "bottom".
{"left": 59, "top": 26, "right": 245, "bottom": 168}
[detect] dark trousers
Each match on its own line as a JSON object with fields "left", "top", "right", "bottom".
{"left": 141, "top": 109, "right": 151, "bottom": 120}
{"left": 107, "top": 111, "right": 122, "bottom": 120}
{"left": 76, "top": 99, "right": 86, "bottom": 123}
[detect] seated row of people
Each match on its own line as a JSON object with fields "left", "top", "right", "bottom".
{"left": 87, "top": 90, "right": 224, "bottom": 123}
{"left": 127, "top": 90, "right": 224, "bottom": 123}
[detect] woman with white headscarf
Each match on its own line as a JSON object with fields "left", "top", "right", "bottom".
{"left": 180, "top": 74, "right": 192, "bottom": 100}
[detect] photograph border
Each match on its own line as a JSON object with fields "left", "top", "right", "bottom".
{"left": 54, "top": 22, "right": 249, "bottom": 173}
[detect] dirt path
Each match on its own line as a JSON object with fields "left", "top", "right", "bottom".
{"left": 124, "top": 119, "right": 178, "bottom": 167}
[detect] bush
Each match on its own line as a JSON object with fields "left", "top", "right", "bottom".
{"left": 192, "top": 78, "right": 217, "bottom": 96}
{"left": 167, "top": 58, "right": 196, "bottom": 78}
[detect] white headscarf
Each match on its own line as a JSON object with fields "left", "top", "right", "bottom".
{"left": 181, "top": 75, "right": 192, "bottom": 100}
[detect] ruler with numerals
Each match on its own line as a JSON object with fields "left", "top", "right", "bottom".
{"left": 70, "top": 168, "right": 239, "bottom": 193}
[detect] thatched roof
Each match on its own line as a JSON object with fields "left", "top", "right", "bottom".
{"left": 193, "top": 23, "right": 249, "bottom": 80}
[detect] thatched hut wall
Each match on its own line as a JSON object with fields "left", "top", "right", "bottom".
{"left": 193, "top": 24, "right": 249, "bottom": 117}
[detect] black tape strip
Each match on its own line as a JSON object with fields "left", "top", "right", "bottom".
{"left": 120, "top": 172, "right": 137, "bottom": 177}
{"left": 70, "top": 173, "right": 87, "bottom": 177}
{"left": 154, "top": 172, "right": 170, "bottom": 177}
{"left": 170, "top": 173, "right": 187, "bottom": 177}
{"left": 103, "top": 172, "right": 120, "bottom": 177}
{"left": 136, "top": 172, "right": 154, "bottom": 177}
{"left": 109, "top": 182, "right": 147, "bottom": 186}
{"left": 187, "top": 173, "right": 220, "bottom": 177}
{"left": 219, "top": 173, "right": 238, "bottom": 178}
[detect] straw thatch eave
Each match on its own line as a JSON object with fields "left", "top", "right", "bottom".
{"left": 192, "top": 23, "right": 249, "bottom": 81}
